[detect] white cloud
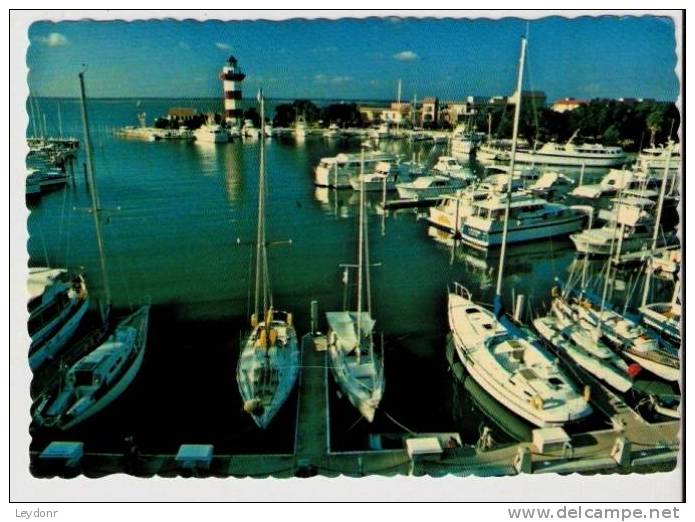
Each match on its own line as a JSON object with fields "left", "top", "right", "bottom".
{"left": 393, "top": 50, "right": 418, "bottom": 62}
{"left": 36, "top": 32, "right": 69, "bottom": 47}
{"left": 215, "top": 42, "right": 231, "bottom": 50}
{"left": 313, "top": 74, "right": 352, "bottom": 85}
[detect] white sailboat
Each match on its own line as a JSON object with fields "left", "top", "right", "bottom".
{"left": 326, "top": 146, "right": 385, "bottom": 422}
{"left": 32, "top": 72, "right": 150, "bottom": 430}
{"left": 447, "top": 38, "right": 592, "bottom": 428}
{"left": 237, "top": 91, "right": 300, "bottom": 429}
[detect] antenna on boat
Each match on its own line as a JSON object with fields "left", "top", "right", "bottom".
{"left": 494, "top": 36, "right": 527, "bottom": 317}
{"left": 78, "top": 69, "right": 112, "bottom": 322}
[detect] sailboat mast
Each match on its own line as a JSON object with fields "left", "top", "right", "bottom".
{"left": 494, "top": 37, "right": 527, "bottom": 311}
{"left": 641, "top": 143, "right": 673, "bottom": 307}
{"left": 254, "top": 90, "right": 266, "bottom": 319}
{"left": 396, "top": 79, "right": 402, "bottom": 137}
{"left": 78, "top": 71, "right": 112, "bottom": 311}
{"left": 356, "top": 146, "right": 365, "bottom": 340}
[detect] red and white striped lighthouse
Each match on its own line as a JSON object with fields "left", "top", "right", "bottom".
{"left": 220, "top": 55, "right": 245, "bottom": 127}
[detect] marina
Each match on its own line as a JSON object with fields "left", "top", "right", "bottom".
{"left": 21, "top": 19, "right": 681, "bottom": 484}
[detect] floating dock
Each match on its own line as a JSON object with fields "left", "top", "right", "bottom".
{"left": 30, "top": 331, "right": 679, "bottom": 478}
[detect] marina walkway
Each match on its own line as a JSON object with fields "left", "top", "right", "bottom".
{"left": 30, "top": 333, "right": 679, "bottom": 478}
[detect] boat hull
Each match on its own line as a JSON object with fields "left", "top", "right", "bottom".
{"left": 237, "top": 327, "right": 300, "bottom": 429}
{"left": 513, "top": 150, "right": 626, "bottom": 167}
{"left": 461, "top": 215, "right": 584, "bottom": 249}
{"left": 29, "top": 297, "right": 90, "bottom": 371}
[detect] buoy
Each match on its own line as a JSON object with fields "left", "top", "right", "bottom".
{"left": 627, "top": 363, "right": 642, "bottom": 378}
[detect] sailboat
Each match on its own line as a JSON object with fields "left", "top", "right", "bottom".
{"left": 237, "top": 90, "right": 300, "bottom": 429}
{"left": 447, "top": 38, "right": 592, "bottom": 428}
{"left": 32, "top": 72, "right": 150, "bottom": 431}
{"left": 326, "top": 146, "right": 385, "bottom": 422}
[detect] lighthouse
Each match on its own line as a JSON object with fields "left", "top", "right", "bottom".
{"left": 220, "top": 55, "right": 246, "bottom": 128}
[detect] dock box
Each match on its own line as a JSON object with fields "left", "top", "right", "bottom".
{"left": 532, "top": 428, "right": 571, "bottom": 454}
{"left": 175, "top": 444, "right": 214, "bottom": 470}
{"left": 405, "top": 437, "right": 444, "bottom": 459}
{"left": 39, "top": 441, "right": 84, "bottom": 467}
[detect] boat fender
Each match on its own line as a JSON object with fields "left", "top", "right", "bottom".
{"left": 583, "top": 385, "right": 591, "bottom": 402}
{"left": 287, "top": 313, "right": 293, "bottom": 326}
{"left": 251, "top": 313, "right": 258, "bottom": 328}
{"left": 243, "top": 398, "right": 264, "bottom": 414}
{"left": 627, "top": 363, "right": 642, "bottom": 378}
{"left": 531, "top": 395, "right": 544, "bottom": 410}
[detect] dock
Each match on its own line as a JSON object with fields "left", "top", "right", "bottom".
{"left": 30, "top": 332, "right": 679, "bottom": 478}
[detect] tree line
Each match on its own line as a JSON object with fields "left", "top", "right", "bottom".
{"left": 477, "top": 99, "right": 679, "bottom": 151}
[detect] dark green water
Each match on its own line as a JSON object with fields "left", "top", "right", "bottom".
{"left": 27, "top": 98, "right": 677, "bottom": 456}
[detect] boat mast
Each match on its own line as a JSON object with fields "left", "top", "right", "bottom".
{"left": 595, "top": 173, "right": 626, "bottom": 338}
{"left": 356, "top": 145, "right": 365, "bottom": 357}
{"left": 641, "top": 143, "right": 673, "bottom": 307}
{"left": 254, "top": 90, "right": 267, "bottom": 320}
{"left": 396, "top": 79, "right": 402, "bottom": 138}
{"left": 494, "top": 36, "right": 527, "bottom": 316}
{"left": 78, "top": 71, "right": 112, "bottom": 318}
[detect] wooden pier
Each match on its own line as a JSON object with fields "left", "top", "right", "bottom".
{"left": 30, "top": 333, "right": 679, "bottom": 478}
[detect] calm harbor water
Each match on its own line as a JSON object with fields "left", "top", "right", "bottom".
{"left": 27, "top": 98, "right": 677, "bottom": 456}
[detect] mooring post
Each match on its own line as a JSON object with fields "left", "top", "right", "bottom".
{"left": 310, "top": 300, "right": 318, "bottom": 335}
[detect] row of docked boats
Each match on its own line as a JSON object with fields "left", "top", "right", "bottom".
{"left": 447, "top": 38, "right": 680, "bottom": 429}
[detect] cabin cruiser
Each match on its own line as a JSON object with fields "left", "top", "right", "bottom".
{"left": 569, "top": 168, "right": 655, "bottom": 200}
{"left": 570, "top": 198, "right": 677, "bottom": 256}
{"left": 476, "top": 138, "right": 531, "bottom": 163}
{"left": 459, "top": 192, "right": 586, "bottom": 249}
{"left": 431, "top": 156, "right": 476, "bottom": 182}
{"left": 349, "top": 161, "right": 419, "bottom": 192}
{"left": 323, "top": 123, "right": 340, "bottom": 139}
{"left": 28, "top": 268, "right": 89, "bottom": 371}
{"left": 314, "top": 152, "right": 395, "bottom": 188}
{"left": 395, "top": 174, "right": 471, "bottom": 201}
{"left": 638, "top": 142, "right": 680, "bottom": 171}
{"left": 527, "top": 171, "right": 574, "bottom": 197}
{"left": 32, "top": 306, "right": 149, "bottom": 430}
{"left": 448, "top": 284, "right": 592, "bottom": 427}
{"left": 194, "top": 121, "right": 230, "bottom": 143}
{"left": 241, "top": 119, "right": 261, "bottom": 139}
{"left": 513, "top": 138, "right": 627, "bottom": 167}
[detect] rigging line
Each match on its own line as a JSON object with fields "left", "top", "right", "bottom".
{"left": 383, "top": 410, "right": 416, "bottom": 435}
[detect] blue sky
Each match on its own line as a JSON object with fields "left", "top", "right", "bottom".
{"left": 27, "top": 16, "right": 679, "bottom": 102}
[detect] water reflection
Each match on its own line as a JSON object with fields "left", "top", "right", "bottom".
{"left": 220, "top": 144, "right": 246, "bottom": 203}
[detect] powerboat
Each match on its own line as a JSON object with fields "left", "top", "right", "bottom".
{"left": 194, "top": 121, "right": 230, "bottom": 143}
{"left": 395, "top": 174, "right": 470, "bottom": 201}
{"left": 459, "top": 192, "right": 586, "bottom": 249}
{"left": 314, "top": 152, "right": 395, "bottom": 188}
{"left": 28, "top": 268, "right": 89, "bottom": 371}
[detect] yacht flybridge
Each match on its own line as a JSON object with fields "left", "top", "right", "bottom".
{"left": 237, "top": 91, "right": 299, "bottom": 429}
{"left": 447, "top": 38, "right": 592, "bottom": 428}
